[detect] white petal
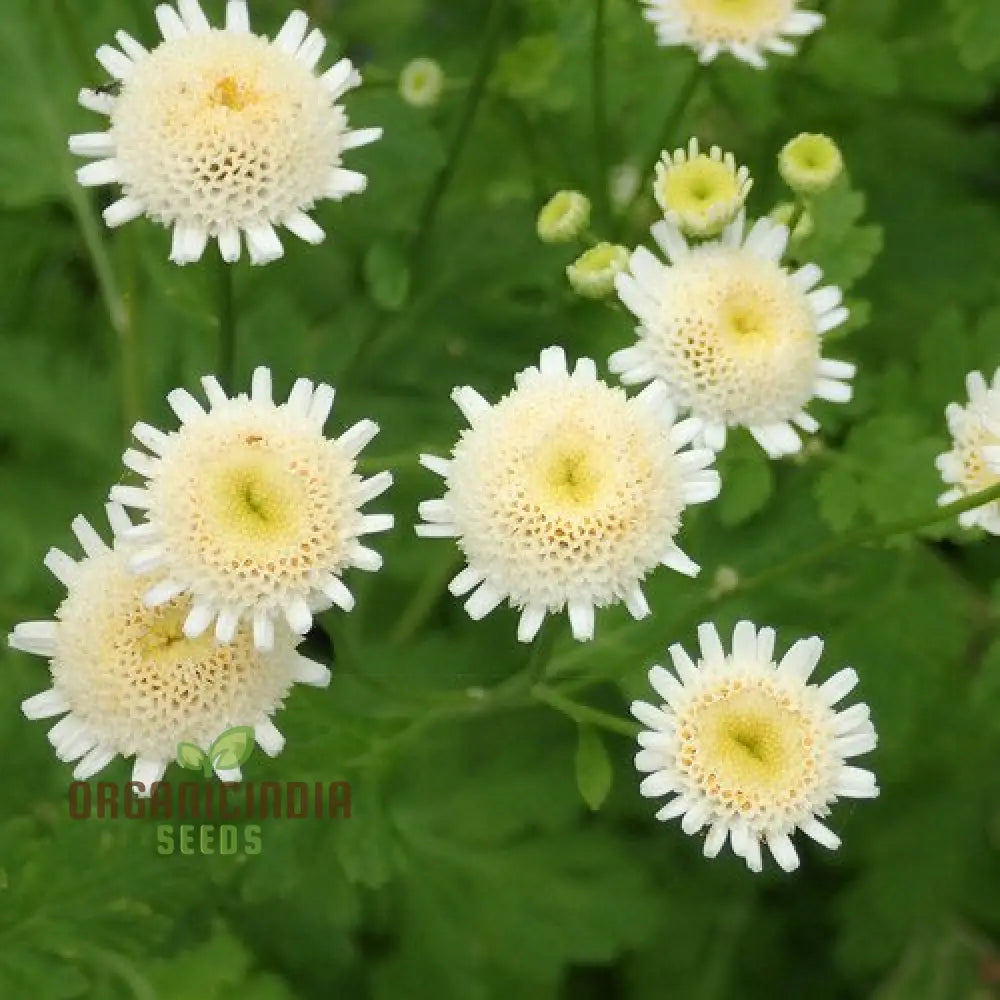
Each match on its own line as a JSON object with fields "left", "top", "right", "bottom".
{"left": 77, "top": 158, "right": 121, "bottom": 187}
{"left": 791, "top": 263, "right": 822, "bottom": 292}
{"left": 154, "top": 5, "right": 188, "bottom": 41}
{"left": 817, "top": 307, "right": 849, "bottom": 335}
{"left": 21, "top": 688, "right": 69, "bottom": 719}
{"left": 767, "top": 833, "right": 799, "bottom": 872}
{"left": 517, "top": 604, "right": 547, "bottom": 643}
{"left": 321, "top": 58, "right": 362, "bottom": 99}
{"left": 251, "top": 366, "right": 272, "bottom": 403}
{"left": 451, "top": 387, "right": 491, "bottom": 425}
{"left": 177, "top": 0, "right": 211, "bottom": 33}
{"left": 338, "top": 419, "right": 379, "bottom": 458}
{"left": 325, "top": 169, "right": 367, "bottom": 199}
{"left": 356, "top": 471, "right": 393, "bottom": 504}
{"left": 449, "top": 566, "right": 484, "bottom": 597}
{"left": 43, "top": 548, "right": 77, "bottom": 586}
{"left": 131, "top": 757, "right": 167, "bottom": 794}
{"left": 292, "top": 655, "right": 331, "bottom": 687}
{"left": 341, "top": 127, "right": 383, "bottom": 150}
{"left": 295, "top": 28, "right": 326, "bottom": 69}
{"left": 253, "top": 611, "right": 275, "bottom": 651}
{"left": 200, "top": 374, "right": 228, "bottom": 408}
{"left": 567, "top": 599, "right": 595, "bottom": 642}
{"left": 95, "top": 45, "right": 133, "bottom": 81}
{"left": 167, "top": 387, "right": 207, "bottom": 424}
{"left": 74, "top": 745, "right": 116, "bottom": 781}
{"left": 183, "top": 602, "right": 215, "bottom": 638}
{"left": 359, "top": 514, "right": 394, "bottom": 535}
{"left": 71, "top": 515, "right": 107, "bottom": 557}
{"left": 649, "top": 219, "right": 689, "bottom": 263}
{"left": 777, "top": 636, "right": 823, "bottom": 680}
{"left": 226, "top": 0, "right": 250, "bottom": 32}
{"left": 640, "top": 772, "right": 677, "bottom": 798}
{"left": 703, "top": 822, "right": 729, "bottom": 858}
{"left": 667, "top": 643, "right": 699, "bottom": 684}
{"left": 244, "top": 220, "right": 284, "bottom": 265}
{"left": 254, "top": 718, "right": 285, "bottom": 757}
{"left": 215, "top": 608, "right": 241, "bottom": 643}
{"left": 132, "top": 421, "right": 170, "bottom": 455}
{"left": 630, "top": 700, "right": 673, "bottom": 731}
{"left": 283, "top": 210, "right": 325, "bottom": 245}
{"left": 274, "top": 10, "right": 309, "bottom": 53}
{"left": 349, "top": 544, "right": 383, "bottom": 572}
{"left": 144, "top": 579, "right": 185, "bottom": 606}
{"left": 624, "top": 585, "right": 650, "bottom": 621}
{"left": 218, "top": 223, "right": 242, "bottom": 263}
{"left": 465, "top": 582, "right": 504, "bottom": 621}
{"left": 69, "top": 132, "right": 116, "bottom": 158}
{"left": 284, "top": 599, "right": 313, "bottom": 636}
{"left": 800, "top": 817, "right": 840, "bottom": 850}
{"left": 661, "top": 544, "right": 700, "bottom": 577}
{"left": 322, "top": 575, "right": 356, "bottom": 612}
{"left": 731, "top": 620, "right": 758, "bottom": 663}
{"left": 419, "top": 453, "right": 451, "bottom": 478}
{"left": 818, "top": 667, "right": 858, "bottom": 706}
{"left": 286, "top": 377, "right": 314, "bottom": 416}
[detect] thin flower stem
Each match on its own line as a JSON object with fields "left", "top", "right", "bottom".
{"left": 533, "top": 683, "right": 638, "bottom": 738}
{"left": 409, "top": 0, "right": 506, "bottom": 263}
{"left": 728, "top": 481, "right": 1000, "bottom": 601}
{"left": 591, "top": 0, "right": 611, "bottom": 224}
{"left": 216, "top": 255, "right": 237, "bottom": 389}
{"left": 615, "top": 61, "right": 702, "bottom": 234}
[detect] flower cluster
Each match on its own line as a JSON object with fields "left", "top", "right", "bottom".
{"left": 12, "top": 370, "right": 393, "bottom": 790}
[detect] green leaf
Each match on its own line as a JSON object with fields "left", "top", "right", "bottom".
{"left": 209, "top": 726, "right": 255, "bottom": 771}
{"left": 715, "top": 436, "right": 774, "bottom": 527}
{"left": 176, "top": 742, "right": 207, "bottom": 772}
{"left": 364, "top": 241, "right": 411, "bottom": 312}
{"left": 573, "top": 725, "right": 612, "bottom": 811}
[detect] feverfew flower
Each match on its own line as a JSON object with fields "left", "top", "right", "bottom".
{"left": 654, "top": 138, "right": 752, "bottom": 238}
{"left": 936, "top": 369, "right": 1000, "bottom": 534}
{"left": 778, "top": 133, "right": 844, "bottom": 195}
{"left": 69, "top": 0, "right": 381, "bottom": 265}
{"left": 110, "top": 368, "right": 393, "bottom": 650}
{"left": 612, "top": 213, "right": 853, "bottom": 457}
{"left": 642, "top": 0, "right": 825, "bottom": 68}
{"left": 633, "top": 621, "right": 878, "bottom": 872}
{"left": 566, "top": 242, "right": 629, "bottom": 299}
{"left": 9, "top": 505, "right": 330, "bottom": 793}
{"left": 537, "top": 191, "right": 591, "bottom": 244}
{"left": 416, "top": 346, "right": 720, "bottom": 643}
{"left": 399, "top": 57, "right": 445, "bottom": 108}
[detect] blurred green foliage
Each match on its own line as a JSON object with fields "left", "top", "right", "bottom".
{"left": 2, "top": 0, "right": 1000, "bottom": 997}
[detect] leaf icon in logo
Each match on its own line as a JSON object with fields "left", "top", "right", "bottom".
{"left": 210, "top": 726, "right": 255, "bottom": 772}
{"left": 177, "top": 742, "right": 210, "bottom": 777}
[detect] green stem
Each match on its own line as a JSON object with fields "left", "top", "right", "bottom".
{"left": 409, "top": 0, "right": 506, "bottom": 263}
{"left": 591, "top": 0, "right": 611, "bottom": 223}
{"left": 533, "top": 683, "right": 638, "bottom": 738}
{"left": 216, "top": 255, "right": 237, "bottom": 389}
{"left": 615, "top": 61, "right": 702, "bottom": 233}
{"left": 728, "top": 481, "right": 1000, "bottom": 600}
{"left": 389, "top": 552, "right": 464, "bottom": 645}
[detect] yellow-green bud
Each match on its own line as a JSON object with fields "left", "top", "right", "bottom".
{"left": 778, "top": 133, "right": 844, "bottom": 195}
{"left": 537, "top": 190, "right": 591, "bottom": 244}
{"left": 566, "top": 242, "right": 629, "bottom": 299}
{"left": 770, "top": 202, "right": 796, "bottom": 227}
{"left": 399, "top": 58, "right": 445, "bottom": 109}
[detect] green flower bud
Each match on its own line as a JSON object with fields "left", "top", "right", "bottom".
{"left": 537, "top": 190, "right": 591, "bottom": 244}
{"left": 566, "top": 243, "right": 629, "bottom": 299}
{"left": 778, "top": 133, "right": 844, "bottom": 195}
{"left": 399, "top": 58, "right": 444, "bottom": 109}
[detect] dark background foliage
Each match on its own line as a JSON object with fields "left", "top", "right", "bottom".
{"left": 2, "top": 0, "right": 1000, "bottom": 996}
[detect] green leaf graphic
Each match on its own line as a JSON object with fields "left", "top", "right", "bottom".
{"left": 209, "top": 726, "right": 255, "bottom": 771}
{"left": 176, "top": 742, "right": 208, "bottom": 772}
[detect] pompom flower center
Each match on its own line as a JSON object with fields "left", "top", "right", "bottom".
{"left": 679, "top": 684, "right": 826, "bottom": 816}
{"left": 152, "top": 411, "right": 359, "bottom": 607}
{"left": 678, "top": 0, "right": 791, "bottom": 39}
{"left": 648, "top": 248, "right": 818, "bottom": 424}
{"left": 208, "top": 450, "right": 309, "bottom": 546}
{"left": 540, "top": 437, "right": 603, "bottom": 508}
{"left": 112, "top": 32, "right": 344, "bottom": 229}
{"left": 52, "top": 551, "right": 294, "bottom": 759}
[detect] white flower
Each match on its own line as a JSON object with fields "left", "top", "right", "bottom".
{"left": 69, "top": 0, "right": 381, "bottom": 265}
{"left": 936, "top": 369, "right": 1000, "bottom": 534}
{"left": 109, "top": 367, "right": 393, "bottom": 650}
{"left": 654, "top": 138, "right": 752, "bottom": 238}
{"left": 642, "top": 0, "right": 825, "bottom": 68}
{"left": 9, "top": 504, "right": 331, "bottom": 793}
{"left": 632, "top": 621, "right": 879, "bottom": 872}
{"left": 612, "top": 214, "right": 853, "bottom": 458}
{"left": 416, "top": 346, "right": 720, "bottom": 643}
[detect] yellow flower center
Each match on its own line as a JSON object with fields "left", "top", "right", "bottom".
{"left": 677, "top": 684, "right": 827, "bottom": 817}
{"left": 678, "top": 0, "right": 791, "bottom": 41}
{"left": 720, "top": 289, "right": 774, "bottom": 345}
{"left": 660, "top": 159, "right": 739, "bottom": 214}
{"left": 209, "top": 75, "right": 259, "bottom": 112}
{"left": 959, "top": 423, "right": 1000, "bottom": 493}
{"left": 541, "top": 441, "right": 602, "bottom": 507}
